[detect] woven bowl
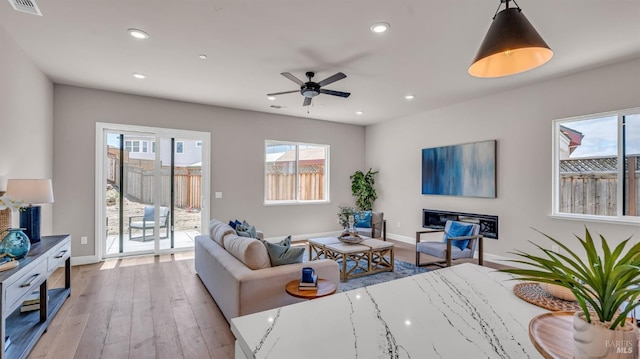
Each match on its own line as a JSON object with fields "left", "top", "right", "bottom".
{"left": 539, "top": 283, "right": 577, "bottom": 302}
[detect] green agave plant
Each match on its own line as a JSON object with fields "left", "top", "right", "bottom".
{"left": 501, "top": 227, "right": 640, "bottom": 330}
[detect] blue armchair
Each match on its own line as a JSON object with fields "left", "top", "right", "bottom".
{"left": 415, "top": 220, "right": 483, "bottom": 267}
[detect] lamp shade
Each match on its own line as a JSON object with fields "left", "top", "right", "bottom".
{"left": 6, "top": 179, "right": 54, "bottom": 204}
{"left": 469, "top": 7, "right": 553, "bottom": 78}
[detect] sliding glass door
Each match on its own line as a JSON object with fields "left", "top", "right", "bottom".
{"left": 98, "top": 124, "right": 209, "bottom": 258}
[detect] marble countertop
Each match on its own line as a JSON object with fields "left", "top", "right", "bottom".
{"left": 231, "top": 263, "right": 548, "bottom": 359}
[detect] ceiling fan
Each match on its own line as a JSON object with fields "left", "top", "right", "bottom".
{"left": 267, "top": 71, "right": 351, "bottom": 106}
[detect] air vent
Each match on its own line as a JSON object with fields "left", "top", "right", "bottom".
{"left": 8, "top": 0, "right": 42, "bottom": 16}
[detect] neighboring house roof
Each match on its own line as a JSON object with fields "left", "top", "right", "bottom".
{"left": 275, "top": 147, "right": 325, "bottom": 162}
{"left": 559, "top": 125, "right": 584, "bottom": 155}
{"left": 560, "top": 156, "right": 640, "bottom": 173}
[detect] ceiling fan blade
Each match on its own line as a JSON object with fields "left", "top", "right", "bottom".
{"left": 266, "top": 90, "right": 299, "bottom": 96}
{"left": 320, "top": 89, "right": 351, "bottom": 98}
{"left": 317, "top": 72, "right": 346, "bottom": 87}
{"left": 281, "top": 72, "right": 304, "bottom": 85}
{"left": 303, "top": 97, "right": 312, "bottom": 106}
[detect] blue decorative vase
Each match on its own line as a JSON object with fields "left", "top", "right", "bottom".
{"left": 0, "top": 228, "right": 31, "bottom": 259}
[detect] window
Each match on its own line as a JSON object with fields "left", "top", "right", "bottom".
{"left": 195, "top": 141, "right": 202, "bottom": 147}
{"left": 553, "top": 108, "right": 640, "bottom": 221}
{"left": 151, "top": 141, "right": 155, "bottom": 153}
{"left": 142, "top": 141, "right": 148, "bottom": 153}
{"left": 124, "top": 140, "right": 140, "bottom": 152}
{"left": 176, "top": 141, "right": 184, "bottom": 154}
{"left": 265, "top": 141, "right": 329, "bottom": 203}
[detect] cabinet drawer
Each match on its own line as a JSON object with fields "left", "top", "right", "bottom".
{"left": 48, "top": 241, "right": 71, "bottom": 272}
{"left": 6, "top": 260, "right": 47, "bottom": 310}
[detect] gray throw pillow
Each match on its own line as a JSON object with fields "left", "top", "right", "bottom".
{"left": 236, "top": 220, "right": 257, "bottom": 238}
{"left": 262, "top": 236, "right": 304, "bottom": 266}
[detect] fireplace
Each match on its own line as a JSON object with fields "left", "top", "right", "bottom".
{"left": 422, "top": 209, "right": 498, "bottom": 239}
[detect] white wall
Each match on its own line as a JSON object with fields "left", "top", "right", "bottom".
{"left": 0, "top": 26, "right": 53, "bottom": 233}
{"left": 53, "top": 85, "right": 365, "bottom": 258}
{"left": 367, "top": 58, "right": 640, "bottom": 259}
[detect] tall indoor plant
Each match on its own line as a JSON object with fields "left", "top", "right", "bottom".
{"left": 501, "top": 228, "right": 640, "bottom": 358}
{"left": 350, "top": 169, "right": 378, "bottom": 211}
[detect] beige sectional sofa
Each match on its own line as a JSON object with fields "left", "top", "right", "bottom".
{"left": 195, "top": 219, "right": 340, "bottom": 321}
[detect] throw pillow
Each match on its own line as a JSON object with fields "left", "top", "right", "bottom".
{"left": 262, "top": 236, "right": 305, "bottom": 266}
{"left": 228, "top": 219, "right": 241, "bottom": 229}
{"left": 235, "top": 220, "right": 257, "bottom": 238}
{"left": 354, "top": 211, "right": 372, "bottom": 228}
{"left": 443, "top": 221, "right": 474, "bottom": 250}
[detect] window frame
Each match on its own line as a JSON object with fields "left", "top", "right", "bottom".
{"left": 175, "top": 141, "right": 184, "bottom": 154}
{"left": 264, "top": 140, "right": 330, "bottom": 205}
{"left": 551, "top": 107, "right": 640, "bottom": 224}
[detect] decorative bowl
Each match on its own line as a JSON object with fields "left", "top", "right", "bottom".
{"left": 338, "top": 232, "right": 364, "bottom": 244}
{"left": 539, "top": 282, "right": 578, "bottom": 302}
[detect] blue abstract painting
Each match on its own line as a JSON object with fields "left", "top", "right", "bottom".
{"left": 421, "top": 140, "right": 496, "bottom": 198}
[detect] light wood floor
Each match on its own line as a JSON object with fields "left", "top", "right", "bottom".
{"left": 26, "top": 240, "right": 501, "bottom": 359}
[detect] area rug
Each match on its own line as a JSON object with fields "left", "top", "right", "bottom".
{"left": 337, "top": 259, "right": 430, "bottom": 292}
{"left": 300, "top": 249, "right": 430, "bottom": 292}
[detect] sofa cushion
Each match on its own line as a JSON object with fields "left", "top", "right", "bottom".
{"left": 208, "top": 220, "right": 236, "bottom": 247}
{"left": 262, "top": 236, "right": 305, "bottom": 266}
{"left": 224, "top": 234, "right": 271, "bottom": 270}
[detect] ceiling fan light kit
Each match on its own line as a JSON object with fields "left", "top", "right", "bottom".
{"left": 267, "top": 71, "right": 351, "bottom": 107}
{"left": 469, "top": 0, "right": 553, "bottom": 78}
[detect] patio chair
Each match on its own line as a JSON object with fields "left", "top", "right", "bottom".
{"left": 415, "top": 220, "right": 483, "bottom": 267}
{"left": 129, "top": 206, "right": 170, "bottom": 241}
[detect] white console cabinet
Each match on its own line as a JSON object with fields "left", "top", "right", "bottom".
{"left": 0, "top": 235, "right": 71, "bottom": 359}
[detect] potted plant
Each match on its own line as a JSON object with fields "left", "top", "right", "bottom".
{"left": 501, "top": 228, "right": 640, "bottom": 358}
{"left": 337, "top": 205, "right": 356, "bottom": 230}
{"left": 350, "top": 169, "right": 378, "bottom": 211}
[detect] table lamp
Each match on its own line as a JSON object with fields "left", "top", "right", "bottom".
{"left": 6, "top": 179, "right": 54, "bottom": 243}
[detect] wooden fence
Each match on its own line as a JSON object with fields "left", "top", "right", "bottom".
{"left": 107, "top": 154, "right": 202, "bottom": 209}
{"left": 560, "top": 172, "right": 639, "bottom": 216}
{"left": 265, "top": 164, "right": 325, "bottom": 201}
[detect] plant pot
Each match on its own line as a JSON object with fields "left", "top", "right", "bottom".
{"left": 540, "top": 282, "right": 577, "bottom": 301}
{"left": 573, "top": 312, "right": 639, "bottom": 358}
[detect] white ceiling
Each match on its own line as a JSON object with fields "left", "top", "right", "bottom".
{"left": 1, "top": 0, "right": 639, "bottom": 126}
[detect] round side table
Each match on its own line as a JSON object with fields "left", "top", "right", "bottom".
{"left": 285, "top": 279, "right": 337, "bottom": 299}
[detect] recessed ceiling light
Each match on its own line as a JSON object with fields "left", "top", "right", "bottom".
{"left": 267, "top": 96, "right": 276, "bottom": 101}
{"left": 132, "top": 73, "right": 146, "bottom": 79}
{"left": 370, "top": 22, "right": 390, "bottom": 33}
{"left": 199, "top": 54, "right": 208, "bottom": 60}
{"left": 405, "top": 95, "right": 415, "bottom": 100}
{"left": 356, "top": 111, "right": 364, "bottom": 115}
{"left": 127, "top": 28, "right": 149, "bottom": 39}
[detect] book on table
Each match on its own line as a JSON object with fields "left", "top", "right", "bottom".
{"left": 20, "top": 291, "right": 48, "bottom": 312}
{"left": 299, "top": 274, "right": 318, "bottom": 290}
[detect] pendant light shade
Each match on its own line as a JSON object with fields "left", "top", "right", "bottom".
{"left": 469, "top": 3, "right": 553, "bottom": 78}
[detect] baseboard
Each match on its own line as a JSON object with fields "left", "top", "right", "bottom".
{"left": 71, "top": 255, "right": 100, "bottom": 266}
{"left": 482, "top": 253, "right": 527, "bottom": 268}
{"left": 385, "top": 232, "right": 415, "bottom": 245}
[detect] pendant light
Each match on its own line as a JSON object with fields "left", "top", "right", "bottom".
{"left": 469, "top": 0, "right": 552, "bottom": 78}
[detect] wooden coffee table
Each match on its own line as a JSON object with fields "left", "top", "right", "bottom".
{"left": 309, "top": 237, "right": 395, "bottom": 282}
{"left": 285, "top": 279, "right": 337, "bottom": 299}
